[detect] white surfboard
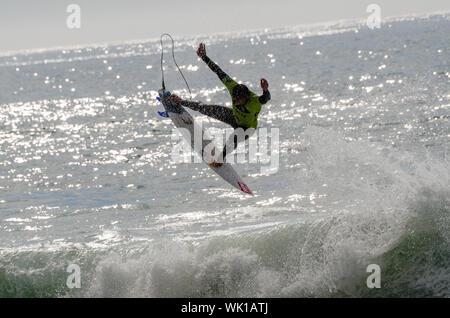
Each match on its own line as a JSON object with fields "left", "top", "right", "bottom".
{"left": 157, "top": 89, "right": 253, "bottom": 194}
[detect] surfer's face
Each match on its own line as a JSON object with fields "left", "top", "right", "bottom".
{"left": 233, "top": 95, "right": 249, "bottom": 107}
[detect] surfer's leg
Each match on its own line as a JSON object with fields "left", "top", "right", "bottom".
{"left": 217, "top": 127, "right": 254, "bottom": 163}
{"left": 182, "top": 101, "right": 238, "bottom": 127}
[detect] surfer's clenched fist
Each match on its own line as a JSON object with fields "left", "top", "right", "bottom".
{"left": 260, "top": 78, "right": 269, "bottom": 91}
{"left": 197, "top": 43, "right": 206, "bottom": 58}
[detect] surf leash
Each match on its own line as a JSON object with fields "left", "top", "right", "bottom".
{"left": 159, "top": 33, "right": 192, "bottom": 99}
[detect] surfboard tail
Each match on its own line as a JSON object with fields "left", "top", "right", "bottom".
{"left": 237, "top": 182, "right": 253, "bottom": 195}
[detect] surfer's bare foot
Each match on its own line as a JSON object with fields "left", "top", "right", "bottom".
{"left": 170, "top": 94, "right": 182, "bottom": 103}
{"left": 208, "top": 161, "right": 223, "bottom": 168}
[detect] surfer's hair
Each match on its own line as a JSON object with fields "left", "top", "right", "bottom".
{"left": 232, "top": 84, "right": 250, "bottom": 99}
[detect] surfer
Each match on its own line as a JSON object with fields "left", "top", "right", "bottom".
{"left": 170, "top": 43, "right": 271, "bottom": 168}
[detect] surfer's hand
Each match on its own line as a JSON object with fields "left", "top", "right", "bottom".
{"left": 170, "top": 94, "right": 182, "bottom": 104}
{"left": 260, "top": 78, "right": 269, "bottom": 91}
{"left": 197, "top": 43, "right": 206, "bottom": 58}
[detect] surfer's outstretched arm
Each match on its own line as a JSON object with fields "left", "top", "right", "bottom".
{"left": 197, "top": 43, "right": 239, "bottom": 96}
{"left": 197, "top": 43, "right": 229, "bottom": 82}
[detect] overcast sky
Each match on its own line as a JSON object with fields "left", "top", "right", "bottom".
{"left": 1, "top": 0, "right": 449, "bottom": 52}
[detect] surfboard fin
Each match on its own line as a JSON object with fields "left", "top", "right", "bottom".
{"left": 237, "top": 182, "right": 253, "bottom": 195}
{"left": 157, "top": 110, "right": 169, "bottom": 118}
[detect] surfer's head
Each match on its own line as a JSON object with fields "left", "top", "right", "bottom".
{"left": 232, "top": 84, "right": 250, "bottom": 106}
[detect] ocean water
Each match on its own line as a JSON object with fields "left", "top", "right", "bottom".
{"left": 0, "top": 13, "right": 449, "bottom": 297}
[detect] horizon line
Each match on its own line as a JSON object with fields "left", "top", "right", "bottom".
{"left": 1, "top": 10, "right": 448, "bottom": 58}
